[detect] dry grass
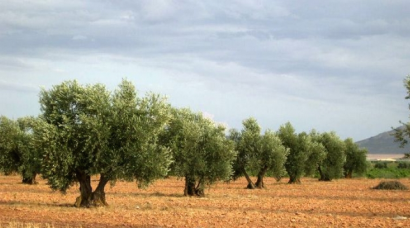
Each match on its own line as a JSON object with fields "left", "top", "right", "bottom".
{"left": 1, "top": 175, "right": 410, "bottom": 227}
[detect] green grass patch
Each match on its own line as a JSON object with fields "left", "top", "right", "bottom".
{"left": 366, "top": 167, "right": 410, "bottom": 179}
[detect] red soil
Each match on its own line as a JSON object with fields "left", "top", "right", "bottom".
{"left": 1, "top": 175, "right": 410, "bottom": 227}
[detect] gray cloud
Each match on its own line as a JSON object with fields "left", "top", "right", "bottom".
{"left": 0, "top": 0, "right": 409, "bottom": 140}
{"left": 0, "top": 80, "right": 39, "bottom": 93}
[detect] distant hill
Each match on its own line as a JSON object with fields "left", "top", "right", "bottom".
{"left": 356, "top": 126, "right": 410, "bottom": 154}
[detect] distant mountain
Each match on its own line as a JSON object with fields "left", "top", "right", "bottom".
{"left": 356, "top": 126, "right": 410, "bottom": 154}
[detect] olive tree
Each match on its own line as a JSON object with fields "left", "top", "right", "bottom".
{"left": 343, "top": 138, "right": 368, "bottom": 178}
{"left": 277, "top": 123, "right": 324, "bottom": 184}
{"left": 161, "top": 108, "right": 236, "bottom": 196}
{"left": 230, "top": 117, "right": 261, "bottom": 189}
{"left": 253, "top": 130, "right": 288, "bottom": 188}
{"left": 36, "top": 80, "right": 172, "bottom": 207}
{"left": 230, "top": 118, "right": 287, "bottom": 189}
{"left": 304, "top": 130, "right": 326, "bottom": 177}
{"left": 277, "top": 122, "right": 304, "bottom": 184}
{"left": 0, "top": 116, "right": 41, "bottom": 184}
{"left": 317, "top": 132, "right": 346, "bottom": 181}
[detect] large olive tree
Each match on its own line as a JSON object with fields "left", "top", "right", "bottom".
{"left": 161, "top": 108, "right": 236, "bottom": 196}
{"left": 36, "top": 80, "right": 172, "bottom": 207}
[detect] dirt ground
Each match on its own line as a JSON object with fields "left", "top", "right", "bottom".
{"left": 0, "top": 175, "right": 410, "bottom": 227}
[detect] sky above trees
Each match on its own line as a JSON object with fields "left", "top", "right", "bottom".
{"left": 0, "top": 0, "right": 409, "bottom": 141}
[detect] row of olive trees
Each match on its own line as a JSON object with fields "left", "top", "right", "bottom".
{"left": 0, "top": 80, "right": 236, "bottom": 207}
{"left": 228, "top": 118, "right": 368, "bottom": 189}
{"left": 0, "top": 80, "right": 367, "bottom": 207}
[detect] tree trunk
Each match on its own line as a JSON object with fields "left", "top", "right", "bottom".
{"left": 318, "top": 166, "right": 323, "bottom": 180}
{"left": 274, "top": 175, "right": 283, "bottom": 182}
{"left": 22, "top": 172, "right": 37, "bottom": 185}
{"left": 75, "top": 171, "right": 93, "bottom": 208}
{"left": 91, "top": 174, "right": 110, "bottom": 206}
{"left": 195, "top": 180, "right": 205, "bottom": 197}
{"left": 184, "top": 176, "right": 205, "bottom": 197}
{"left": 318, "top": 166, "right": 331, "bottom": 181}
{"left": 184, "top": 176, "right": 195, "bottom": 196}
{"left": 255, "top": 166, "right": 268, "bottom": 189}
{"left": 345, "top": 170, "right": 353, "bottom": 179}
{"left": 243, "top": 169, "right": 255, "bottom": 189}
{"left": 288, "top": 175, "right": 301, "bottom": 184}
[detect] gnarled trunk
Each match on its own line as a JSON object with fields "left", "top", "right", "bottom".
{"left": 184, "top": 176, "right": 205, "bottom": 197}
{"left": 75, "top": 171, "right": 93, "bottom": 208}
{"left": 22, "top": 172, "right": 37, "bottom": 185}
{"left": 255, "top": 166, "right": 268, "bottom": 189}
{"left": 91, "top": 174, "right": 109, "bottom": 206}
{"left": 243, "top": 169, "right": 255, "bottom": 189}
{"left": 75, "top": 172, "right": 110, "bottom": 208}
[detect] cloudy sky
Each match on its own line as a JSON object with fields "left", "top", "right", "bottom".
{"left": 1, "top": 0, "right": 409, "bottom": 141}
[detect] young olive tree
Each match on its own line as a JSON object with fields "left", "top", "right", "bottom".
{"left": 304, "top": 130, "right": 326, "bottom": 177}
{"left": 228, "top": 128, "right": 242, "bottom": 178}
{"left": 161, "top": 108, "right": 236, "bottom": 196}
{"left": 253, "top": 130, "right": 288, "bottom": 188}
{"left": 230, "top": 117, "right": 261, "bottom": 189}
{"left": 317, "top": 132, "right": 346, "bottom": 181}
{"left": 36, "top": 80, "right": 172, "bottom": 207}
{"left": 343, "top": 138, "right": 368, "bottom": 178}
{"left": 0, "top": 116, "right": 41, "bottom": 184}
{"left": 277, "top": 122, "right": 307, "bottom": 184}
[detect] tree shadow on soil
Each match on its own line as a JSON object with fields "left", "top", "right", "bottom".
{"left": 108, "top": 191, "right": 187, "bottom": 198}
{"left": 0, "top": 200, "right": 75, "bottom": 208}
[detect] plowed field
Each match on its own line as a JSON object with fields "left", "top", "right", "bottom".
{"left": 1, "top": 175, "right": 410, "bottom": 227}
